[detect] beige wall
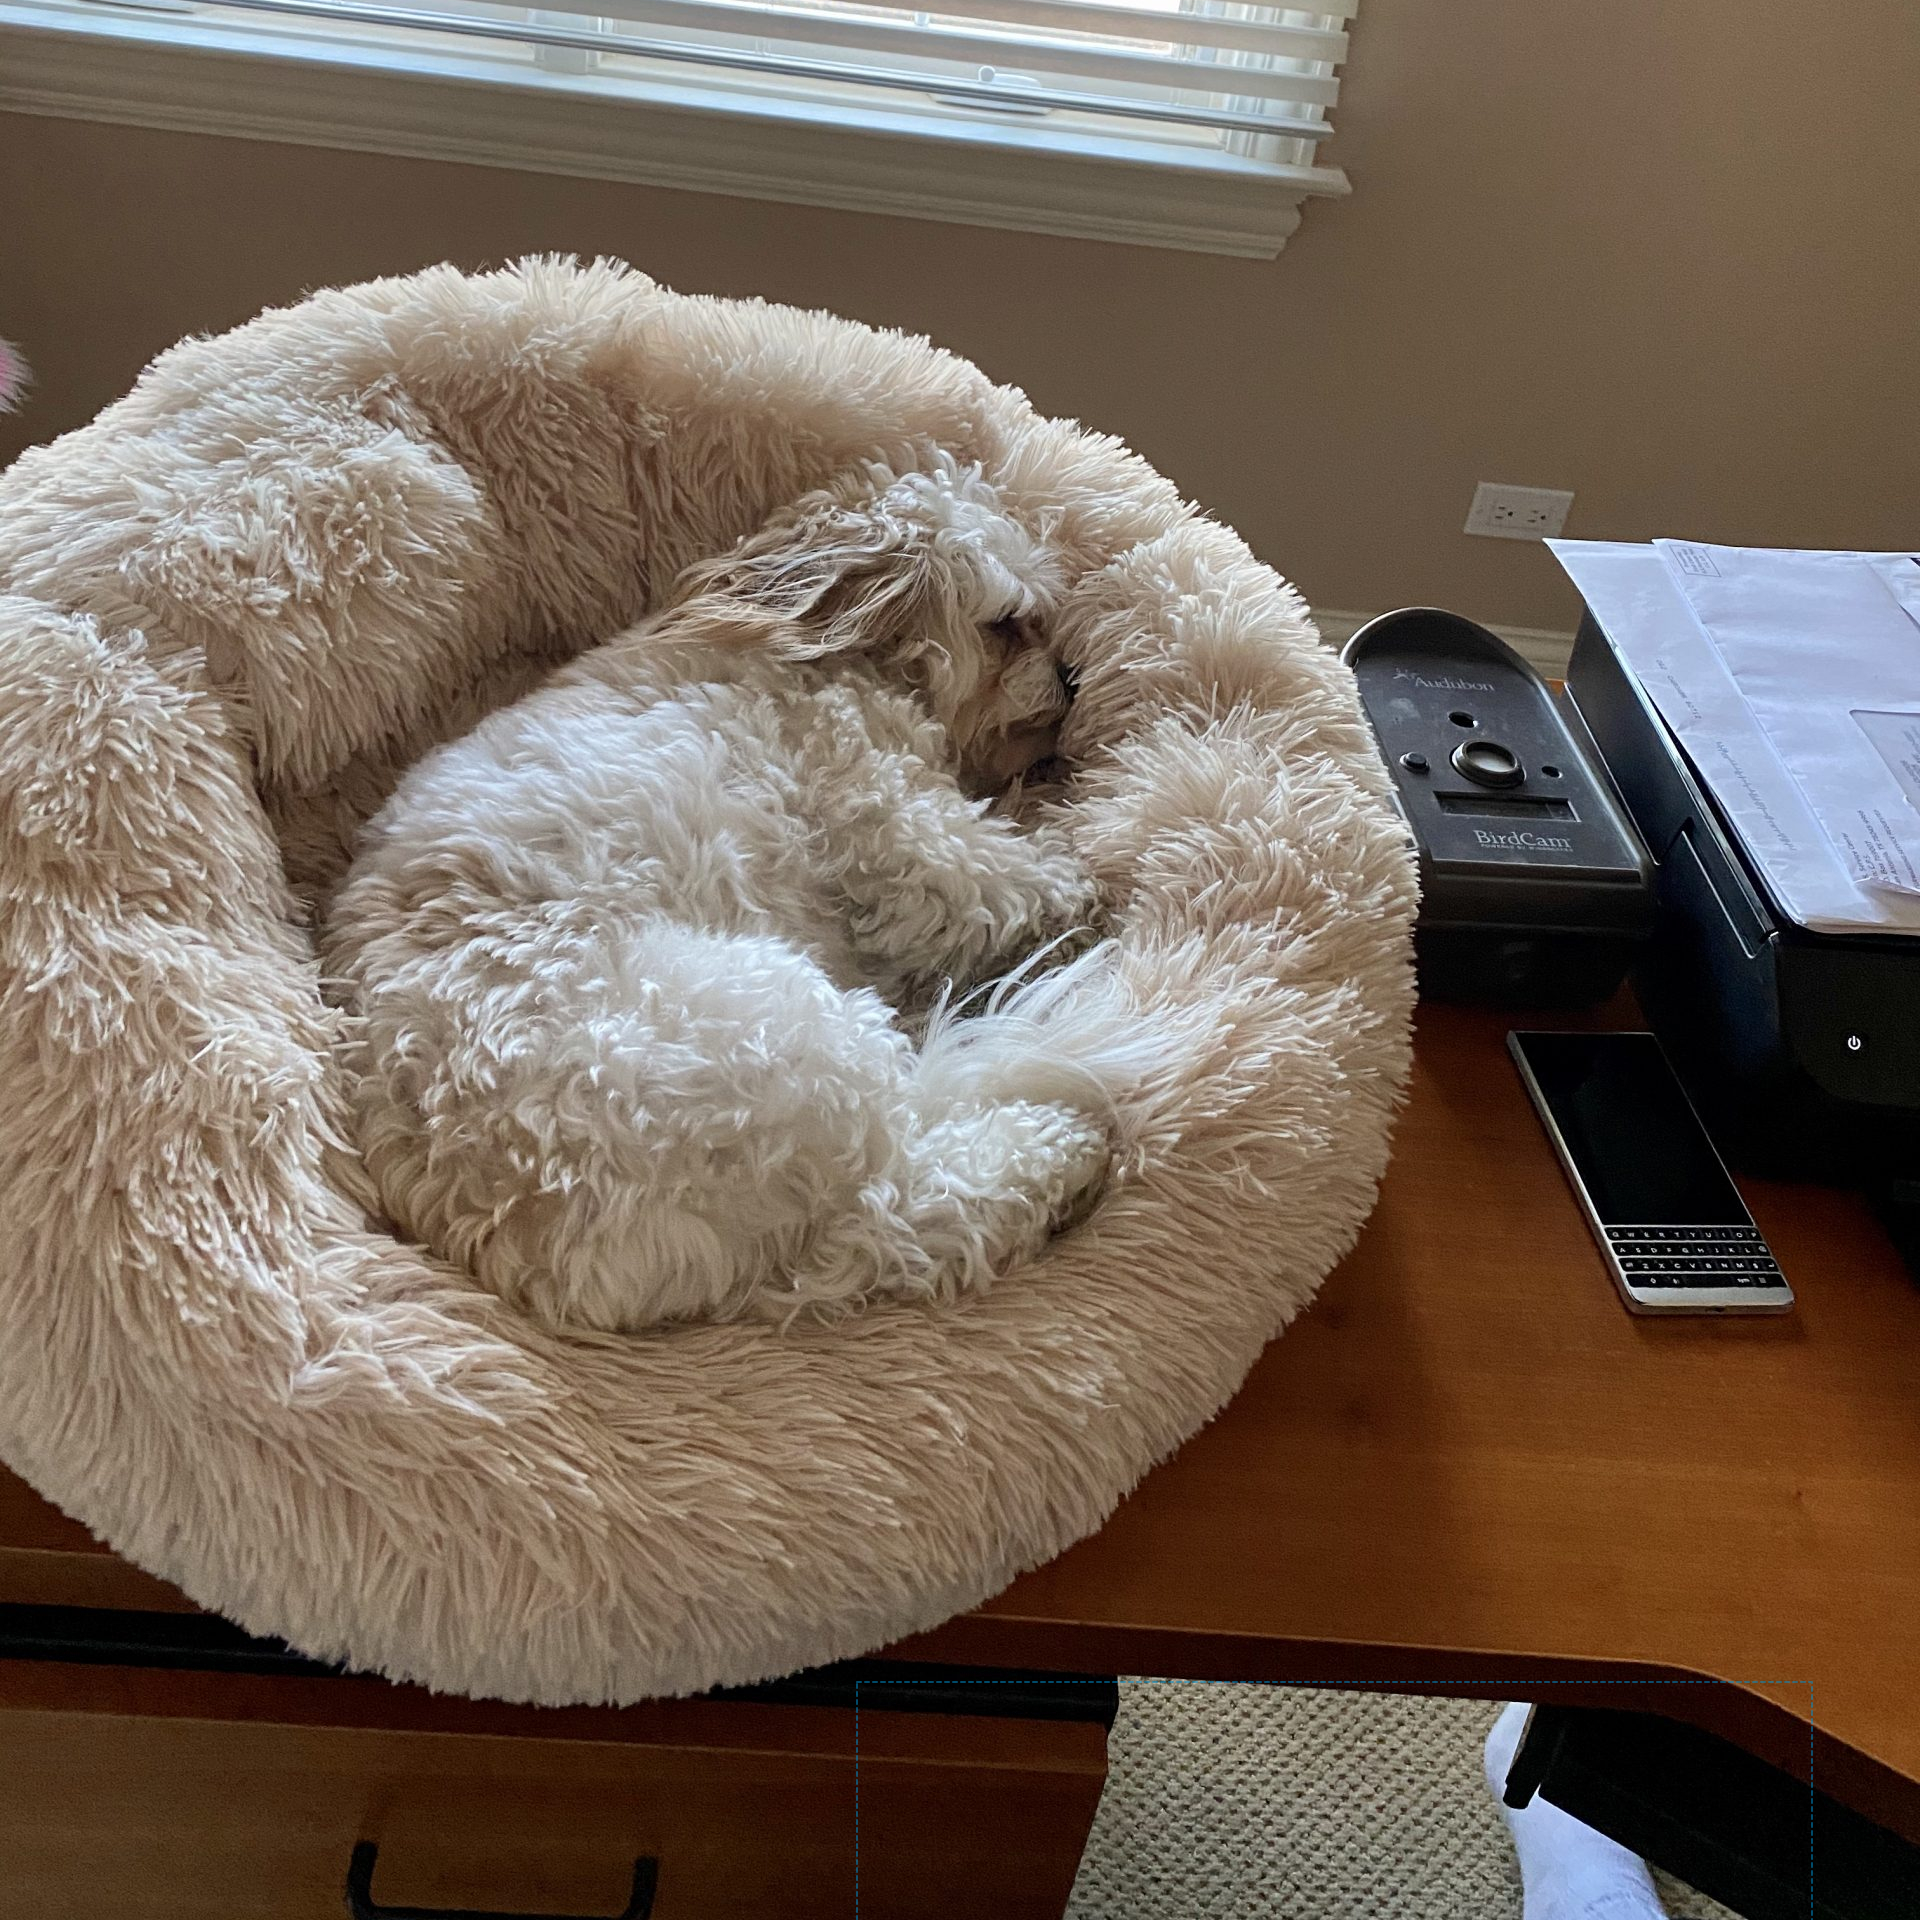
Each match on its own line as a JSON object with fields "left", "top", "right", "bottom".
{"left": 3, "top": 0, "right": 1916, "bottom": 632}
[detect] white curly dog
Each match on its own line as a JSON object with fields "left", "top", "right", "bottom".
{"left": 326, "top": 460, "right": 1139, "bottom": 1332}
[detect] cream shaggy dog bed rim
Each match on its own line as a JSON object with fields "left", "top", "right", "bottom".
{"left": 0, "top": 260, "right": 1417, "bottom": 1706}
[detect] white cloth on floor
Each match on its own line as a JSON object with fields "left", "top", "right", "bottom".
{"left": 1484, "top": 1703, "right": 1669, "bottom": 1920}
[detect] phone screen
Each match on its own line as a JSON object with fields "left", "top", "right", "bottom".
{"left": 1511, "top": 1031, "right": 1750, "bottom": 1227}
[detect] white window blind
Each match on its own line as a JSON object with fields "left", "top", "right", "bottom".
{"left": 144, "top": 0, "right": 1355, "bottom": 166}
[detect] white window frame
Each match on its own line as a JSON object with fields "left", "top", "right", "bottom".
{"left": 0, "top": 0, "right": 1351, "bottom": 255}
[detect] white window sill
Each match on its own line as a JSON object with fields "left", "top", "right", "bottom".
{"left": 0, "top": 2, "right": 1349, "bottom": 256}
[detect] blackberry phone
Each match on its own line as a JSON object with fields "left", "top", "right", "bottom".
{"left": 1508, "top": 1030, "right": 1793, "bottom": 1316}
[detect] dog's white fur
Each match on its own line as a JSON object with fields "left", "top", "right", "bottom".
{"left": 325, "top": 462, "right": 1121, "bottom": 1331}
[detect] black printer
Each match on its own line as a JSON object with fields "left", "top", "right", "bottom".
{"left": 1566, "top": 610, "right": 1920, "bottom": 1200}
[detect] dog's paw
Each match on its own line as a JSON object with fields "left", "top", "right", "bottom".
{"left": 981, "top": 835, "right": 1101, "bottom": 977}
{"left": 980, "top": 1098, "right": 1111, "bottom": 1253}
{"left": 1038, "top": 1106, "right": 1112, "bottom": 1238}
{"left": 1028, "top": 851, "right": 1102, "bottom": 940}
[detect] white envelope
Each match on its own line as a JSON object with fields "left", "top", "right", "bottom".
{"left": 1548, "top": 540, "right": 1920, "bottom": 935}
{"left": 1655, "top": 542, "right": 1920, "bottom": 899}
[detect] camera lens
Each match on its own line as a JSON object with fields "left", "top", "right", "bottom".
{"left": 1450, "top": 740, "right": 1524, "bottom": 789}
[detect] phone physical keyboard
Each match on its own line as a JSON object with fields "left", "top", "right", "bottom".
{"left": 1604, "top": 1225, "right": 1786, "bottom": 1288}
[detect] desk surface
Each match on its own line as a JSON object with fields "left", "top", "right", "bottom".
{"left": 906, "top": 1001, "right": 1920, "bottom": 1836}
{"left": 5, "top": 1004, "right": 1918, "bottom": 1833}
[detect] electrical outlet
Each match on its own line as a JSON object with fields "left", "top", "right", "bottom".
{"left": 1465, "top": 483, "right": 1575, "bottom": 541}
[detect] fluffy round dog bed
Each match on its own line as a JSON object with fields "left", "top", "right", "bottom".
{"left": 0, "top": 260, "right": 1415, "bottom": 1704}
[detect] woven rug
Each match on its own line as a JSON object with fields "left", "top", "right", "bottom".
{"left": 1067, "top": 1684, "right": 1736, "bottom": 1919}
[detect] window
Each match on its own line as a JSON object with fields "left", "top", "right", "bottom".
{"left": 0, "top": 0, "right": 1355, "bottom": 253}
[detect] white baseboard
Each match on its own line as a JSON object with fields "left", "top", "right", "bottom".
{"left": 1312, "top": 607, "right": 1574, "bottom": 679}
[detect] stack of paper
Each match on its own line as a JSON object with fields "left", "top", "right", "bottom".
{"left": 1550, "top": 539, "right": 1920, "bottom": 936}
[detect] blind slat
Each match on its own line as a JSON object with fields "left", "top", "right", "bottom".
{"left": 520, "top": 0, "right": 1348, "bottom": 64}
{"left": 206, "top": 0, "right": 1342, "bottom": 133}
{"left": 494, "top": 0, "right": 1343, "bottom": 108}
{"left": 922, "top": 0, "right": 1344, "bottom": 62}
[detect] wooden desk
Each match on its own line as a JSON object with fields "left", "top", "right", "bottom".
{"left": 7, "top": 1002, "right": 1919, "bottom": 1842}
{"left": 903, "top": 1000, "right": 1920, "bottom": 1840}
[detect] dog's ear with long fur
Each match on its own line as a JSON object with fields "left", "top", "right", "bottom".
{"left": 673, "top": 493, "right": 937, "bottom": 663}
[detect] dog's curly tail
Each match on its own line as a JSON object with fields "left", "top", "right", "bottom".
{"left": 915, "top": 937, "right": 1235, "bottom": 1178}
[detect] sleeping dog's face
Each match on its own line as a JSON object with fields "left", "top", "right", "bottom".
{"left": 869, "top": 470, "right": 1077, "bottom": 795}
{"left": 673, "top": 455, "right": 1080, "bottom": 794}
{"left": 942, "top": 613, "right": 1075, "bottom": 794}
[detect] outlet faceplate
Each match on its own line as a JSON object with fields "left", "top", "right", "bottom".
{"left": 1465, "top": 483, "right": 1575, "bottom": 541}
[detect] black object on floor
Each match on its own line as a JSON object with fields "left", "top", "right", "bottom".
{"left": 1504, "top": 1702, "right": 1920, "bottom": 1920}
